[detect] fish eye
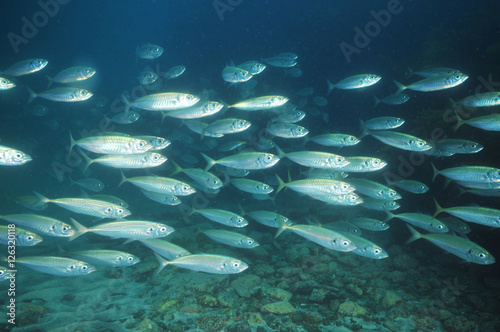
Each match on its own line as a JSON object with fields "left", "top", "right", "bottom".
{"left": 186, "top": 95, "right": 193, "bottom": 100}
{"left": 138, "top": 142, "right": 145, "bottom": 147}
{"left": 82, "top": 265, "right": 88, "bottom": 270}
{"left": 455, "top": 75, "right": 460, "bottom": 79}
{"left": 117, "top": 209, "right": 124, "bottom": 214}
{"left": 27, "top": 235, "right": 34, "bottom": 241}
{"left": 437, "top": 225, "right": 443, "bottom": 229}
{"left": 265, "top": 155, "right": 273, "bottom": 161}
{"left": 128, "top": 256, "right": 134, "bottom": 261}
{"left": 153, "top": 155, "right": 159, "bottom": 160}
{"left": 248, "top": 240, "right": 253, "bottom": 244}
{"left": 160, "top": 227, "right": 167, "bottom": 232}
{"left": 479, "top": 253, "right": 486, "bottom": 259}
{"left": 374, "top": 249, "right": 380, "bottom": 254}
{"left": 417, "top": 141, "right": 424, "bottom": 146}
{"left": 183, "top": 185, "right": 189, "bottom": 191}
{"left": 63, "top": 226, "right": 69, "bottom": 231}
{"left": 233, "top": 262, "right": 240, "bottom": 268}
{"left": 342, "top": 241, "right": 349, "bottom": 247}
{"left": 15, "top": 153, "right": 23, "bottom": 158}
{"left": 0, "top": 271, "right": 3, "bottom": 276}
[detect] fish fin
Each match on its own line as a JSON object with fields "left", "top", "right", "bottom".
{"left": 26, "top": 87, "right": 37, "bottom": 104}
{"left": 153, "top": 252, "right": 169, "bottom": 278}
{"left": 393, "top": 80, "right": 406, "bottom": 94}
{"left": 120, "top": 94, "right": 131, "bottom": 117}
{"left": 201, "top": 153, "right": 216, "bottom": 172}
{"left": 326, "top": 79, "right": 335, "bottom": 96}
{"left": 358, "top": 119, "right": 370, "bottom": 139}
{"left": 169, "top": 159, "right": 183, "bottom": 176}
{"left": 431, "top": 162, "right": 440, "bottom": 182}
{"left": 456, "top": 186, "right": 467, "bottom": 197}
{"left": 161, "top": 111, "right": 169, "bottom": 126}
{"left": 274, "top": 213, "right": 289, "bottom": 239}
{"left": 68, "top": 176, "right": 75, "bottom": 187}
{"left": 384, "top": 211, "right": 395, "bottom": 222}
{"left": 69, "top": 131, "right": 76, "bottom": 155}
{"left": 237, "top": 203, "right": 246, "bottom": 216}
{"left": 80, "top": 152, "right": 93, "bottom": 173}
{"left": 433, "top": 198, "right": 444, "bottom": 218}
{"left": 405, "top": 225, "right": 422, "bottom": 244}
{"left": 275, "top": 174, "right": 286, "bottom": 194}
{"left": 32, "top": 191, "right": 50, "bottom": 205}
{"left": 118, "top": 170, "right": 128, "bottom": 187}
{"left": 274, "top": 145, "right": 286, "bottom": 159}
{"left": 373, "top": 96, "right": 381, "bottom": 107}
{"left": 406, "top": 67, "right": 414, "bottom": 77}
{"left": 122, "top": 238, "right": 136, "bottom": 245}
{"left": 453, "top": 110, "right": 464, "bottom": 132}
{"left": 68, "top": 218, "right": 89, "bottom": 241}
{"left": 56, "top": 243, "right": 66, "bottom": 256}
{"left": 46, "top": 75, "right": 53, "bottom": 88}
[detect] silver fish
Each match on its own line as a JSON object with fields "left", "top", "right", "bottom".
{"left": 0, "top": 213, "right": 74, "bottom": 237}
{"left": 141, "top": 189, "right": 181, "bottom": 206}
{"left": 0, "top": 77, "right": 15, "bottom": 90}
{"left": 120, "top": 172, "right": 196, "bottom": 196}
{"left": 191, "top": 208, "right": 248, "bottom": 228}
{"left": 83, "top": 152, "right": 167, "bottom": 171}
{"left": 126, "top": 92, "right": 199, "bottom": 111}
{"left": 155, "top": 253, "right": 248, "bottom": 276}
{"left": 2, "top": 59, "right": 48, "bottom": 76}
{"left": 139, "top": 239, "right": 191, "bottom": 260}
{"left": 28, "top": 87, "right": 93, "bottom": 103}
{"left": 15, "top": 256, "right": 96, "bottom": 276}
{"left": 0, "top": 225, "right": 43, "bottom": 246}
{"left": 69, "top": 177, "right": 105, "bottom": 192}
{"left": 199, "top": 229, "right": 259, "bottom": 248}
{"left": 47, "top": 66, "right": 96, "bottom": 86}
{"left": 136, "top": 43, "right": 163, "bottom": 59}
{"left": 394, "top": 72, "right": 468, "bottom": 92}
{"left": 202, "top": 152, "right": 279, "bottom": 171}
{"left": 0, "top": 145, "right": 32, "bottom": 166}
{"left": 267, "top": 123, "right": 309, "bottom": 138}
{"left": 327, "top": 74, "right": 381, "bottom": 94}
{"left": 65, "top": 249, "right": 140, "bottom": 267}
{"left": 164, "top": 65, "right": 186, "bottom": 79}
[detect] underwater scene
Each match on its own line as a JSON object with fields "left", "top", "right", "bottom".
{"left": 1, "top": 1, "right": 500, "bottom": 331}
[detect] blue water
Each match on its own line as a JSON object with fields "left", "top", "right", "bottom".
{"left": 1, "top": 1, "right": 500, "bottom": 331}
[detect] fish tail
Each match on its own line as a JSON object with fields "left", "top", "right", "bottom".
{"left": 68, "top": 217, "right": 89, "bottom": 241}
{"left": 274, "top": 213, "right": 289, "bottom": 239}
{"left": 46, "top": 75, "right": 53, "bottom": 88}
{"left": 69, "top": 131, "right": 76, "bottom": 155}
{"left": 384, "top": 211, "right": 395, "bottom": 222}
{"left": 393, "top": 80, "right": 406, "bottom": 93}
{"left": 68, "top": 176, "right": 75, "bottom": 187}
{"left": 358, "top": 119, "right": 370, "bottom": 139}
{"left": 326, "top": 79, "right": 335, "bottom": 96}
{"left": 274, "top": 145, "right": 286, "bottom": 159}
{"left": 120, "top": 94, "right": 131, "bottom": 117}
{"left": 26, "top": 87, "right": 37, "bottom": 104}
{"left": 453, "top": 110, "right": 465, "bottom": 132}
{"left": 373, "top": 96, "right": 381, "bottom": 107}
{"left": 153, "top": 252, "right": 170, "bottom": 278}
{"left": 56, "top": 243, "right": 66, "bottom": 256}
{"left": 237, "top": 203, "right": 246, "bottom": 216}
{"left": 405, "top": 225, "right": 422, "bottom": 244}
{"left": 275, "top": 174, "right": 286, "bottom": 194}
{"left": 81, "top": 152, "right": 93, "bottom": 173}
{"left": 201, "top": 153, "right": 216, "bottom": 172}
{"left": 169, "top": 159, "right": 183, "bottom": 176}
{"left": 456, "top": 186, "right": 467, "bottom": 197}
{"left": 118, "top": 170, "right": 128, "bottom": 187}
{"left": 161, "top": 111, "right": 169, "bottom": 126}
{"left": 406, "top": 67, "right": 414, "bottom": 77}
{"left": 433, "top": 198, "right": 444, "bottom": 218}
{"left": 431, "top": 162, "right": 440, "bottom": 182}
{"left": 32, "top": 191, "right": 50, "bottom": 205}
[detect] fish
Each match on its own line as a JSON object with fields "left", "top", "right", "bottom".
{"left": 394, "top": 72, "right": 468, "bottom": 92}
{"left": 119, "top": 171, "right": 196, "bottom": 196}
{"left": 276, "top": 175, "right": 355, "bottom": 196}
{"left": 275, "top": 217, "right": 356, "bottom": 252}
{"left": 12, "top": 195, "right": 48, "bottom": 211}
{"left": 33, "top": 192, "right": 131, "bottom": 219}
{"left": 47, "top": 66, "right": 96, "bottom": 86}
{"left": 267, "top": 123, "right": 309, "bottom": 138}
{"left": 231, "top": 178, "right": 274, "bottom": 195}
{"left": 125, "top": 92, "right": 199, "bottom": 111}
{"left": 64, "top": 249, "right": 140, "bottom": 267}
{"left": 431, "top": 163, "right": 500, "bottom": 183}
{"left": 164, "top": 65, "right": 186, "bottom": 79}
{"left": 198, "top": 229, "right": 259, "bottom": 248}
{"left": 362, "top": 117, "right": 405, "bottom": 131}
{"left": 350, "top": 217, "right": 390, "bottom": 231}
{"left": 0, "top": 77, "right": 15, "bottom": 90}
{"left": 407, "top": 66, "right": 460, "bottom": 78}
{"left": 82, "top": 152, "right": 167, "bottom": 171}
{"left": 184, "top": 120, "right": 224, "bottom": 138}
{"left": 237, "top": 61, "right": 266, "bottom": 75}
{"left": 229, "top": 96, "right": 288, "bottom": 111}
{"left": 27, "top": 87, "right": 93, "bottom": 103}
{"left": 69, "top": 177, "right": 105, "bottom": 192}
{"left": 272, "top": 110, "right": 306, "bottom": 124}
{"left": 337, "top": 156, "right": 387, "bottom": 173}
{"left": 346, "top": 178, "right": 401, "bottom": 200}
{"left": 387, "top": 212, "right": 449, "bottom": 233}
{"left": 435, "top": 139, "right": 483, "bottom": 154}
{"left": 374, "top": 93, "right": 410, "bottom": 107}
{"left": 139, "top": 239, "right": 191, "bottom": 260}
{"left": 406, "top": 226, "right": 495, "bottom": 265}
{"left": 154, "top": 253, "right": 248, "bottom": 276}
{"left": 87, "top": 194, "right": 129, "bottom": 208}
{"left": 243, "top": 210, "right": 294, "bottom": 228}
{"left": 29, "top": 104, "right": 49, "bottom": 116}
{"left": 327, "top": 74, "right": 381, "bottom": 94}
{"left": 368, "top": 131, "right": 432, "bottom": 151}
{"left": 69, "top": 218, "right": 174, "bottom": 241}
{"left": 263, "top": 56, "right": 297, "bottom": 68}
{"left": 309, "top": 193, "right": 363, "bottom": 206}
{"left": 433, "top": 199, "right": 500, "bottom": 228}
{"left": 109, "top": 110, "right": 140, "bottom": 124}
{"left": 205, "top": 118, "right": 251, "bottom": 135}
{"left": 313, "top": 96, "right": 328, "bottom": 107}
{"left": 1, "top": 59, "right": 48, "bottom": 76}
{"left": 201, "top": 152, "right": 279, "bottom": 171}
{"left": 170, "top": 160, "right": 222, "bottom": 190}
{"left": 190, "top": 208, "right": 248, "bottom": 228}
{"left": 217, "top": 141, "right": 247, "bottom": 152}
{"left": 276, "top": 147, "right": 349, "bottom": 169}
{"left": 0, "top": 145, "right": 32, "bottom": 166}
{"left": 361, "top": 198, "right": 400, "bottom": 211}
{"left": 162, "top": 101, "right": 224, "bottom": 120}
{"left": 337, "top": 232, "right": 388, "bottom": 259}
{"left": 136, "top": 43, "right": 164, "bottom": 59}
{"left": 137, "top": 71, "right": 158, "bottom": 85}
{"left": 0, "top": 225, "right": 43, "bottom": 246}
{"left": 306, "top": 133, "right": 360, "bottom": 147}
{"left": 257, "top": 137, "right": 276, "bottom": 150}
{"left": 0, "top": 213, "right": 74, "bottom": 237}
{"left": 222, "top": 65, "right": 252, "bottom": 84}
{"left": 385, "top": 179, "right": 429, "bottom": 194}
{"left": 132, "top": 135, "right": 170, "bottom": 150}
{"left": 454, "top": 113, "right": 500, "bottom": 132}
{"left": 15, "top": 256, "right": 97, "bottom": 276}
{"left": 70, "top": 133, "right": 154, "bottom": 155}
{"left": 456, "top": 92, "right": 500, "bottom": 108}
{"left": 440, "top": 216, "right": 471, "bottom": 235}
{"left": 141, "top": 190, "right": 181, "bottom": 206}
